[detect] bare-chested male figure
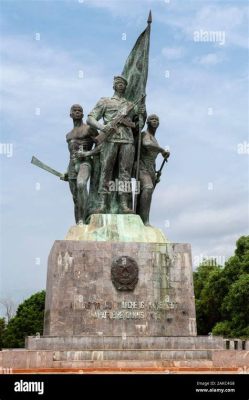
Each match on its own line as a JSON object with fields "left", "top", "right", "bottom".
{"left": 61, "top": 104, "right": 98, "bottom": 224}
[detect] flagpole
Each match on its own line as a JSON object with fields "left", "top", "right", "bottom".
{"left": 133, "top": 11, "right": 152, "bottom": 213}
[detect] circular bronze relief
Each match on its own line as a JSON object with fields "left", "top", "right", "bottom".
{"left": 111, "top": 256, "right": 138, "bottom": 291}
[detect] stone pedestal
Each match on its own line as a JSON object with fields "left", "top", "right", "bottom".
{"left": 0, "top": 214, "right": 204, "bottom": 372}
{"left": 44, "top": 214, "right": 196, "bottom": 336}
{"left": 65, "top": 214, "right": 168, "bottom": 243}
{"left": 2, "top": 214, "right": 248, "bottom": 371}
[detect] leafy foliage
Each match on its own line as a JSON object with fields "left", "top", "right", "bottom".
{"left": 194, "top": 236, "right": 249, "bottom": 338}
{"left": 0, "top": 318, "right": 6, "bottom": 349}
{"left": 3, "top": 291, "right": 45, "bottom": 348}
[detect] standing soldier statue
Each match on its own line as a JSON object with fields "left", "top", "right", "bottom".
{"left": 87, "top": 75, "right": 146, "bottom": 214}
{"left": 136, "top": 114, "right": 170, "bottom": 226}
{"left": 61, "top": 104, "right": 98, "bottom": 224}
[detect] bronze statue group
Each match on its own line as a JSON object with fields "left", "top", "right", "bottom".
{"left": 63, "top": 75, "right": 170, "bottom": 227}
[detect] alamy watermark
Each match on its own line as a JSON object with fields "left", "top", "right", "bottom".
{"left": 109, "top": 179, "right": 140, "bottom": 194}
{"left": 238, "top": 366, "right": 249, "bottom": 374}
{"left": 193, "top": 30, "right": 226, "bottom": 46}
{"left": 35, "top": 107, "right": 41, "bottom": 116}
{"left": 0, "top": 143, "right": 13, "bottom": 158}
{"left": 35, "top": 257, "right": 41, "bottom": 266}
{"left": 208, "top": 107, "right": 213, "bottom": 116}
{"left": 237, "top": 141, "right": 249, "bottom": 155}
{"left": 164, "top": 70, "right": 170, "bottom": 78}
{"left": 208, "top": 182, "right": 213, "bottom": 191}
{"left": 14, "top": 380, "right": 44, "bottom": 395}
{"left": 164, "top": 219, "right": 170, "bottom": 228}
{"left": 193, "top": 254, "right": 226, "bottom": 267}
{"left": 0, "top": 367, "right": 13, "bottom": 374}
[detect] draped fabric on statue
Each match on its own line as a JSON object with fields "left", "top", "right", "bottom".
{"left": 120, "top": 13, "right": 152, "bottom": 134}
{"left": 121, "top": 13, "right": 152, "bottom": 211}
{"left": 122, "top": 18, "right": 151, "bottom": 106}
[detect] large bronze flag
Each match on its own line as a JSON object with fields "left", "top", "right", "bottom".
{"left": 122, "top": 11, "right": 152, "bottom": 211}
{"left": 122, "top": 10, "right": 152, "bottom": 105}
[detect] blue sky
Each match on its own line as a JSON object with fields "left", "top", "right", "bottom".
{"left": 0, "top": 0, "right": 248, "bottom": 311}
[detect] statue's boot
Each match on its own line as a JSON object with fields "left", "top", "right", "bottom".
{"left": 119, "top": 193, "right": 134, "bottom": 214}
{"left": 93, "top": 193, "right": 108, "bottom": 214}
{"left": 140, "top": 189, "right": 153, "bottom": 226}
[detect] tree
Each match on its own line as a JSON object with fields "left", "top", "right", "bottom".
{"left": 212, "top": 274, "right": 249, "bottom": 337}
{"left": 212, "top": 321, "right": 233, "bottom": 337}
{"left": 194, "top": 260, "right": 223, "bottom": 334}
{"left": 3, "top": 291, "right": 45, "bottom": 348}
{"left": 0, "top": 298, "right": 16, "bottom": 323}
{"left": 194, "top": 236, "right": 249, "bottom": 338}
{"left": 193, "top": 258, "right": 221, "bottom": 299}
{"left": 0, "top": 318, "right": 6, "bottom": 349}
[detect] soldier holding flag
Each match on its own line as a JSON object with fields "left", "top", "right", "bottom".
{"left": 86, "top": 11, "right": 153, "bottom": 216}
{"left": 87, "top": 75, "right": 146, "bottom": 214}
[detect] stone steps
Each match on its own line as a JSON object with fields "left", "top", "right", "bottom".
{"left": 1, "top": 348, "right": 248, "bottom": 370}
{"left": 53, "top": 349, "right": 212, "bottom": 361}
{"left": 26, "top": 335, "right": 224, "bottom": 351}
{"left": 51, "top": 359, "right": 215, "bottom": 369}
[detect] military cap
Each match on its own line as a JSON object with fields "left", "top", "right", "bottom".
{"left": 113, "top": 75, "right": 128, "bottom": 85}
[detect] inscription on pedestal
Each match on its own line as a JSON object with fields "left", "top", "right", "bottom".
{"left": 72, "top": 296, "right": 177, "bottom": 320}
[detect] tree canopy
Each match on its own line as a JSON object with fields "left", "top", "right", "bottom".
{"left": 2, "top": 291, "right": 45, "bottom": 348}
{"left": 0, "top": 318, "right": 6, "bottom": 349}
{"left": 194, "top": 236, "right": 249, "bottom": 338}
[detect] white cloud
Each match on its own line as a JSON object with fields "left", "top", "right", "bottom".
{"left": 194, "top": 52, "right": 225, "bottom": 66}
{"left": 191, "top": 232, "right": 240, "bottom": 268}
{"left": 0, "top": 35, "right": 111, "bottom": 141}
{"left": 156, "top": 3, "right": 249, "bottom": 49}
{"left": 80, "top": 1, "right": 248, "bottom": 50}
{"left": 84, "top": 0, "right": 156, "bottom": 17}
{"left": 193, "top": 5, "right": 247, "bottom": 33}
{"left": 173, "top": 205, "right": 248, "bottom": 239}
{"left": 161, "top": 46, "right": 185, "bottom": 60}
{"left": 151, "top": 182, "right": 249, "bottom": 264}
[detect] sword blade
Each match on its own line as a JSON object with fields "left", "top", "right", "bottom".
{"left": 31, "top": 156, "right": 63, "bottom": 178}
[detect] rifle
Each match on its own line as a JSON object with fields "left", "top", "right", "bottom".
{"left": 95, "top": 94, "right": 146, "bottom": 145}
